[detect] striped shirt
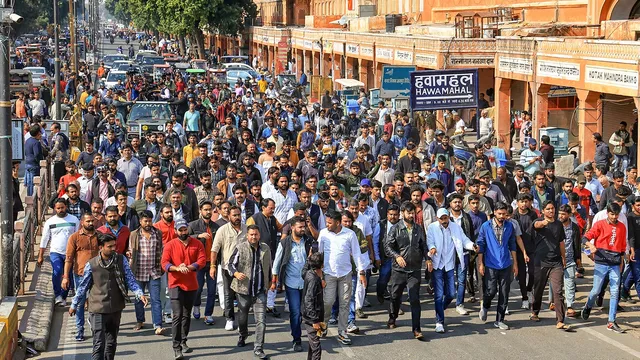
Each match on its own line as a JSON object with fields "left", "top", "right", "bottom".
{"left": 265, "top": 188, "right": 298, "bottom": 225}
{"left": 41, "top": 214, "right": 80, "bottom": 255}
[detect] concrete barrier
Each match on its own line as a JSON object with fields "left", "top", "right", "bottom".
{"left": 0, "top": 297, "right": 19, "bottom": 359}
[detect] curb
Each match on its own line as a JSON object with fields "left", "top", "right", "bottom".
{"left": 21, "top": 249, "right": 54, "bottom": 352}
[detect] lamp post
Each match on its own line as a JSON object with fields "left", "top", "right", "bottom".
{"left": 54, "top": 0, "right": 61, "bottom": 120}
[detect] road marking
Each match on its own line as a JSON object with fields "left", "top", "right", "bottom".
{"left": 326, "top": 327, "right": 356, "bottom": 358}
{"left": 62, "top": 308, "right": 78, "bottom": 360}
{"left": 571, "top": 323, "right": 640, "bottom": 359}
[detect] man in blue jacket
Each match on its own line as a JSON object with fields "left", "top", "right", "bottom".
{"left": 25, "top": 125, "right": 45, "bottom": 197}
{"left": 429, "top": 156, "right": 454, "bottom": 197}
{"left": 477, "top": 201, "right": 518, "bottom": 330}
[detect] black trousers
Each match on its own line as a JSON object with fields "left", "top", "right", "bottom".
{"left": 517, "top": 250, "right": 534, "bottom": 300}
{"left": 222, "top": 269, "right": 236, "bottom": 320}
{"left": 53, "top": 161, "right": 66, "bottom": 187}
{"left": 90, "top": 311, "right": 122, "bottom": 360}
{"left": 389, "top": 269, "right": 422, "bottom": 332}
{"left": 468, "top": 253, "right": 483, "bottom": 298}
{"left": 482, "top": 266, "right": 511, "bottom": 323}
{"left": 170, "top": 287, "right": 197, "bottom": 350}
{"left": 305, "top": 323, "right": 321, "bottom": 360}
{"left": 532, "top": 266, "right": 565, "bottom": 323}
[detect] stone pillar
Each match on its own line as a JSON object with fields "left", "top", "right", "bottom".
{"left": 323, "top": 54, "right": 331, "bottom": 78}
{"left": 346, "top": 57, "right": 355, "bottom": 79}
{"left": 635, "top": 97, "right": 640, "bottom": 167}
{"left": 530, "top": 82, "right": 550, "bottom": 142}
{"left": 494, "top": 77, "right": 512, "bottom": 154}
{"left": 358, "top": 59, "right": 367, "bottom": 89}
{"left": 269, "top": 46, "right": 276, "bottom": 72}
{"left": 296, "top": 50, "right": 303, "bottom": 79}
{"left": 576, "top": 89, "right": 602, "bottom": 163}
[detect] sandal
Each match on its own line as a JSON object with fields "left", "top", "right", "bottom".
{"left": 557, "top": 323, "right": 575, "bottom": 332}
{"left": 529, "top": 314, "right": 540, "bottom": 322}
{"left": 133, "top": 322, "right": 144, "bottom": 331}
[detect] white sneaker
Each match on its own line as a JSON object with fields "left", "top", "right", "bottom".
{"left": 59, "top": 298, "right": 67, "bottom": 307}
{"left": 55, "top": 296, "right": 63, "bottom": 305}
{"left": 163, "top": 313, "right": 172, "bottom": 324}
{"left": 225, "top": 320, "right": 234, "bottom": 331}
{"left": 435, "top": 323, "right": 445, "bottom": 333}
{"left": 456, "top": 305, "right": 469, "bottom": 315}
{"left": 284, "top": 302, "right": 290, "bottom": 313}
{"left": 521, "top": 300, "right": 530, "bottom": 310}
{"left": 505, "top": 306, "right": 510, "bottom": 316}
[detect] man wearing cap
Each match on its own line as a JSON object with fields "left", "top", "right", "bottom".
{"left": 161, "top": 218, "right": 206, "bottom": 359}
{"left": 428, "top": 207, "right": 476, "bottom": 333}
{"left": 454, "top": 178, "right": 467, "bottom": 195}
{"left": 520, "top": 138, "right": 543, "bottom": 176}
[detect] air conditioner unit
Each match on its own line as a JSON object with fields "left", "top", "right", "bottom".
{"left": 359, "top": 5, "right": 377, "bottom": 18}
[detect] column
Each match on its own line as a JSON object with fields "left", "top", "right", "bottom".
{"left": 635, "top": 97, "right": 640, "bottom": 166}
{"left": 346, "top": 58, "right": 354, "bottom": 80}
{"left": 358, "top": 59, "right": 367, "bottom": 89}
{"left": 494, "top": 77, "right": 512, "bottom": 154}
{"left": 576, "top": 89, "right": 602, "bottom": 163}
{"left": 323, "top": 54, "right": 331, "bottom": 78}
{"left": 295, "top": 50, "right": 303, "bottom": 78}
{"left": 530, "top": 82, "right": 550, "bottom": 142}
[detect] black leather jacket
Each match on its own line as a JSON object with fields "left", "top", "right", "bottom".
{"left": 383, "top": 220, "right": 427, "bottom": 273}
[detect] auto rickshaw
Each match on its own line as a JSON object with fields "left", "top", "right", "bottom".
{"left": 209, "top": 68, "right": 227, "bottom": 86}
{"left": 186, "top": 68, "right": 207, "bottom": 83}
{"left": 190, "top": 59, "right": 208, "bottom": 70}
{"left": 153, "top": 64, "right": 172, "bottom": 83}
{"left": 173, "top": 62, "right": 190, "bottom": 80}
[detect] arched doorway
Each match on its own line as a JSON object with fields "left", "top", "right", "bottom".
{"left": 604, "top": 0, "right": 640, "bottom": 20}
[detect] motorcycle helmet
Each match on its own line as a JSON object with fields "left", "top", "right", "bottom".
{"left": 435, "top": 129, "right": 445, "bottom": 137}
{"left": 349, "top": 111, "right": 356, "bottom": 116}
{"left": 331, "top": 99, "right": 340, "bottom": 105}
{"left": 340, "top": 116, "right": 349, "bottom": 123}
{"left": 313, "top": 103, "right": 321, "bottom": 112}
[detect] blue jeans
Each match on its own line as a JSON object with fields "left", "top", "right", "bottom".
{"left": 285, "top": 287, "right": 303, "bottom": 343}
{"left": 627, "top": 259, "right": 640, "bottom": 299}
{"left": 585, "top": 263, "right": 620, "bottom": 322}
{"left": 73, "top": 273, "right": 85, "bottom": 336}
{"left": 50, "top": 252, "right": 68, "bottom": 299}
{"left": 134, "top": 277, "right": 163, "bottom": 328}
{"left": 194, "top": 263, "right": 216, "bottom": 316}
{"left": 456, "top": 254, "right": 469, "bottom": 306}
{"left": 25, "top": 167, "right": 39, "bottom": 197}
{"left": 376, "top": 259, "right": 392, "bottom": 298}
{"left": 433, "top": 268, "right": 456, "bottom": 324}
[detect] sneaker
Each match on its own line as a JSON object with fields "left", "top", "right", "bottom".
{"left": 292, "top": 342, "right": 303, "bottom": 352}
{"left": 479, "top": 307, "right": 487, "bottom": 322}
{"left": 163, "top": 313, "right": 172, "bottom": 324}
{"left": 363, "top": 298, "right": 371, "bottom": 307}
{"left": 398, "top": 308, "right": 405, "bottom": 315}
{"left": 237, "top": 336, "right": 247, "bottom": 347}
{"left": 55, "top": 296, "right": 64, "bottom": 306}
{"left": 494, "top": 321, "right": 510, "bottom": 330}
{"left": 581, "top": 307, "right": 592, "bottom": 321}
{"left": 193, "top": 306, "right": 201, "bottom": 319}
{"left": 253, "top": 349, "right": 268, "bottom": 359}
{"left": 75, "top": 334, "right": 85, "bottom": 342}
{"left": 387, "top": 319, "right": 397, "bottom": 329}
{"left": 355, "top": 308, "right": 368, "bottom": 319}
{"left": 204, "top": 316, "right": 215, "bottom": 325}
{"left": 174, "top": 349, "right": 184, "bottom": 360}
{"left": 505, "top": 306, "right": 510, "bottom": 316}
{"left": 469, "top": 296, "right": 478, "bottom": 303}
{"left": 266, "top": 307, "right": 281, "bottom": 318}
{"left": 181, "top": 343, "right": 192, "bottom": 353}
{"left": 225, "top": 320, "right": 235, "bottom": 331}
{"left": 521, "top": 300, "right": 530, "bottom": 310}
{"left": 346, "top": 322, "right": 360, "bottom": 334}
{"left": 456, "top": 305, "right": 468, "bottom": 315}
{"left": 337, "top": 332, "right": 352, "bottom": 345}
{"left": 284, "top": 302, "right": 290, "bottom": 313}
{"left": 435, "top": 323, "right": 445, "bottom": 333}
{"left": 383, "top": 292, "right": 391, "bottom": 300}
{"left": 328, "top": 317, "right": 338, "bottom": 325}
{"left": 607, "top": 322, "right": 626, "bottom": 334}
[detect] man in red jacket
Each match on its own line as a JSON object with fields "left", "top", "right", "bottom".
{"left": 161, "top": 219, "right": 206, "bottom": 359}
{"left": 98, "top": 206, "right": 130, "bottom": 255}
{"left": 581, "top": 202, "right": 627, "bottom": 334}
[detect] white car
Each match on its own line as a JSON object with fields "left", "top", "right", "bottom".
{"left": 23, "top": 67, "right": 48, "bottom": 87}
{"left": 104, "top": 70, "right": 127, "bottom": 89}
{"left": 135, "top": 50, "right": 159, "bottom": 64}
{"left": 222, "top": 63, "right": 255, "bottom": 72}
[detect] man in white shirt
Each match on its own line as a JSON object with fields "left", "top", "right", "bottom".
{"left": 77, "top": 163, "right": 96, "bottom": 203}
{"left": 37, "top": 198, "right": 80, "bottom": 306}
{"left": 427, "top": 208, "right": 476, "bottom": 334}
{"left": 318, "top": 209, "right": 367, "bottom": 346}
{"left": 232, "top": 184, "right": 259, "bottom": 224}
{"left": 584, "top": 164, "right": 604, "bottom": 203}
{"left": 264, "top": 174, "right": 298, "bottom": 225}
{"left": 520, "top": 138, "right": 543, "bottom": 176}
{"left": 29, "top": 92, "right": 47, "bottom": 119}
{"left": 117, "top": 144, "right": 144, "bottom": 198}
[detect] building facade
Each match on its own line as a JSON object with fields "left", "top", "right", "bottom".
{"left": 212, "top": 0, "right": 640, "bottom": 162}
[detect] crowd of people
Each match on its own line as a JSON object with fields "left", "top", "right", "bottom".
{"left": 19, "top": 34, "right": 640, "bottom": 360}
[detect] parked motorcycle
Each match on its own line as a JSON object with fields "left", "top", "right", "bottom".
{"left": 450, "top": 130, "right": 495, "bottom": 166}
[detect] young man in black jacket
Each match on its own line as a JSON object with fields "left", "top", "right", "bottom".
{"left": 384, "top": 201, "right": 428, "bottom": 340}
{"left": 303, "top": 252, "right": 325, "bottom": 360}
{"left": 512, "top": 193, "right": 537, "bottom": 310}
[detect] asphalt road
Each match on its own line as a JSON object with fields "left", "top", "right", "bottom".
{"left": 33, "top": 36, "right": 640, "bottom": 360}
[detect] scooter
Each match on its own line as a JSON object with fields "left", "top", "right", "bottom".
{"left": 450, "top": 130, "right": 495, "bottom": 166}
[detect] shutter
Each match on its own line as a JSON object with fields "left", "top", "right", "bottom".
{"left": 602, "top": 94, "right": 635, "bottom": 146}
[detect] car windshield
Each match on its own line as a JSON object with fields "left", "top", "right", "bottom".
{"left": 103, "top": 55, "right": 126, "bottom": 66}
{"left": 142, "top": 57, "right": 165, "bottom": 65}
{"left": 27, "top": 68, "right": 45, "bottom": 74}
{"left": 106, "top": 72, "right": 127, "bottom": 82}
{"left": 129, "top": 103, "right": 172, "bottom": 121}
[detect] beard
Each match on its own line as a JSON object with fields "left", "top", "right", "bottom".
{"left": 178, "top": 234, "right": 189, "bottom": 241}
{"left": 202, "top": 213, "right": 212, "bottom": 220}
{"left": 83, "top": 225, "right": 95, "bottom": 232}
{"left": 203, "top": 182, "right": 212, "bottom": 189}
{"left": 142, "top": 225, "right": 152, "bottom": 232}
{"left": 231, "top": 218, "right": 241, "bottom": 226}
{"left": 279, "top": 185, "right": 288, "bottom": 191}
{"left": 293, "top": 229, "right": 305, "bottom": 238}
{"left": 107, "top": 220, "right": 118, "bottom": 227}
{"left": 164, "top": 215, "right": 174, "bottom": 223}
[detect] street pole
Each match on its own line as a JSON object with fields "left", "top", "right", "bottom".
{"left": 0, "top": 22, "right": 14, "bottom": 297}
{"left": 54, "top": 0, "right": 61, "bottom": 120}
{"left": 69, "top": 0, "right": 77, "bottom": 74}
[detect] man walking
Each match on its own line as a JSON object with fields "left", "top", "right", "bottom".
{"left": 70, "top": 232, "right": 147, "bottom": 360}
{"left": 63, "top": 212, "right": 99, "bottom": 341}
{"left": 373, "top": 204, "right": 400, "bottom": 304}
{"left": 188, "top": 200, "right": 220, "bottom": 325}
{"left": 384, "top": 202, "right": 428, "bottom": 340}
{"left": 428, "top": 208, "right": 476, "bottom": 333}
{"left": 229, "top": 225, "right": 272, "bottom": 359}
{"left": 38, "top": 198, "right": 80, "bottom": 306}
{"left": 161, "top": 219, "right": 207, "bottom": 359}
{"left": 128, "top": 210, "right": 166, "bottom": 335}
{"left": 477, "top": 202, "right": 518, "bottom": 330}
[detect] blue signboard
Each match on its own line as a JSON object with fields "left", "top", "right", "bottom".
{"left": 380, "top": 65, "right": 416, "bottom": 98}
{"left": 410, "top": 69, "right": 479, "bottom": 111}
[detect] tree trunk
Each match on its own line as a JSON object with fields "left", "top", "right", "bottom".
{"left": 193, "top": 28, "right": 206, "bottom": 59}
{"left": 178, "top": 36, "right": 186, "bottom": 56}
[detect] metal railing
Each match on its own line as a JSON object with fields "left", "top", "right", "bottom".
{"left": 13, "top": 159, "right": 53, "bottom": 295}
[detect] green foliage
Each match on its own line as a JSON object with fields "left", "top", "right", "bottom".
{"left": 12, "top": 0, "right": 69, "bottom": 36}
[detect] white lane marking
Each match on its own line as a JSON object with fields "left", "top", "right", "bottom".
{"left": 62, "top": 308, "right": 78, "bottom": 360}
{"left": 573, "top": 323, "right": 640, "bottom": 359}
{"left": 326, "top": 327, "right": 356, "bottom": 358}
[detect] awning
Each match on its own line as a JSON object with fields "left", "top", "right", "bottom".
{"left": 335, "top": 78, "right": 365, "bottom": 88}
